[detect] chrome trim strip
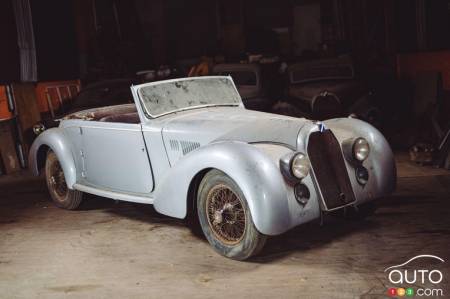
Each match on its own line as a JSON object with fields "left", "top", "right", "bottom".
{"left": 74, "top": 183, "right": 154, "bottom": 204}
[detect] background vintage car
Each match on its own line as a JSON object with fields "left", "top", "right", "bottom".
{"left": 272, "top": 57, "right": 381, "bottom": 126}
{"left": 212, "top": 63, "right": 282, "bottom": 112}
{"left": 29, "top": 76, "right": 396, "bottom": 260}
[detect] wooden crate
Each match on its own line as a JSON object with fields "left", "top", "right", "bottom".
{"left": 0, "top": 85, "right": 14, "bottom": 121}
{"left": 397, "top": 50, "right": 450, "bottom": 90}
{"left": 35, "top": 80, "right": 80, "bottom": 118}
{"left": 0, "top": 119, "right": 21, "bottom": 174}
{"left": 11, "top": 83, "right": 41, "bottom": 153}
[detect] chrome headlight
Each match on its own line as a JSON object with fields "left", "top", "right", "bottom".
{"left": 353, "top": 138, "right": 370, "bottom": 161}
{"left": 33, "top": 123, "right": 46, "bottom": 135}
{"left": 291, "top": 153, "right": 310, "bottom": 179}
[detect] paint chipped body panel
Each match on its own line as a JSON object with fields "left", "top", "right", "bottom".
{"left": 29, "top": 76, "right": 396, "bottom": 236}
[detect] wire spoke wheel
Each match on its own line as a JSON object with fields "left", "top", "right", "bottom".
{"left": 49, "top": 160, "right": 68, "bottom": 198}
{"left": 197, "top": 170, "right": 267, "bottom": 260}
{"left": 45, "top": 150, "right": 83, "bottom": 210}
{"left": 206, "top": 184, "right": 246, "bottom": 245}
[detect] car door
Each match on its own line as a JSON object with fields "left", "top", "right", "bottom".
{"left": 80, "top": 121, "right": 154, "bottom": 194}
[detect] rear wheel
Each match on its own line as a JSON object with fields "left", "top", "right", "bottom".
{"left": 45, "top": 150, "right": 83, "bottom": 210}
{"left": 197, "top": 170, "right": 266, "bottom": 260}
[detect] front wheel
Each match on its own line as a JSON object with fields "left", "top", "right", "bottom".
{"left": 197, "top": 170, "right": 266, "bottom": 260}
{"left": 45, "top": 150, "right": 83, "bottom": 210}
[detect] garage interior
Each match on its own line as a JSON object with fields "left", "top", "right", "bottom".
{"left": 1, "top": 0, "right": 450, "bottom": 298}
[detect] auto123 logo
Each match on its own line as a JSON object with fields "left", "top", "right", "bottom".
{"left": 384, "top": 255, "right": 445, "bottom": 297}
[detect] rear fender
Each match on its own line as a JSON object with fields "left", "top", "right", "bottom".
{"left": 28, "top": 128, "right": 77, "bottom": 189}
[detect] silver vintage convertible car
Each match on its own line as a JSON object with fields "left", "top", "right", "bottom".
{"left": 29, "top": 76, "right": 396, "bottom": 260}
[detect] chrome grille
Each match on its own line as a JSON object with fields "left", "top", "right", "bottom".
{"left": 307, "top": 129, "right": 356, "bottom": 210}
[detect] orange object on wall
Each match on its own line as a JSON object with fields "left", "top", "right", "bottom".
{"left": 35, "top": 80, "right": 81, "bottom": 114}
{"left": 0, "top": 85, "right": 13, "bottom": 121}
{"left": 397, "top": 50, "right": 450, "bottom": 90}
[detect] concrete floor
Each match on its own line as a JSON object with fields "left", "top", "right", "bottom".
{"left": 0, "top": 154, "right": 449, "bottom": 298}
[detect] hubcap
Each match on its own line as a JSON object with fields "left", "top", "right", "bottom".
{"left": 206, "top": 184, "right": 246, "bottom": 245}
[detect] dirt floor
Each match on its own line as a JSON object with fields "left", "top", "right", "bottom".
{"left": 0, "top": 153, "right": 449, "bottom": 299}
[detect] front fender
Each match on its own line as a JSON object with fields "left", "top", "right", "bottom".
{"left": 28, "top": 128, "right": 77, "bottom": 189}
{"left": 153, "top": 141, "right": 293, "bottom": 236}
{"left": 324, "top": 118, "right": 397, "bottom": 200}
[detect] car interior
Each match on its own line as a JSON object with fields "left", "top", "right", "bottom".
{"left": 64, "top": 104, "right": 140, "bottom": 123}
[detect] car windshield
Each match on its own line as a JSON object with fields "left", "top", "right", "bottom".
{"left": 138, "top": 77, "right": 241, "bottom": 117}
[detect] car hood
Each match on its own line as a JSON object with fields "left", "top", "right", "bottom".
{"left": 161, "top": 107, "right": 308, "bottom": 149}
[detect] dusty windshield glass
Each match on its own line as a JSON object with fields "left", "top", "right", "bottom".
{"left": 138, "top": 77, "right": 241, "bottom": 117}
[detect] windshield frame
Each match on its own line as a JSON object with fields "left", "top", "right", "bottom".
{"left": 136, "top": 76, "right": 242, "bottom": 119}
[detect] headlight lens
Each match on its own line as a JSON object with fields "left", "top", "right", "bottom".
{"left": 291, "top": 153, "right": 310, "bottom": 179}
{"left": 353, "top": 138, "right": 370, "bottom": 161}
{"left": 33, "top": 123, "right": 46, "bottom": 135}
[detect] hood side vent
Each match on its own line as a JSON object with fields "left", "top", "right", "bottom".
{"left": 180, "top": 140, "right": 200, "bottom": 155}
{"left": 169, "top": 139, "right": 180, "bottom": 151}
{"left": 169, "top": 139, "right": 200, "bottom": 155}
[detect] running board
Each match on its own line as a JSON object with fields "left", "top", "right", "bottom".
{"left": 73, "top": 183, "right": 154, "bottom": 204}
